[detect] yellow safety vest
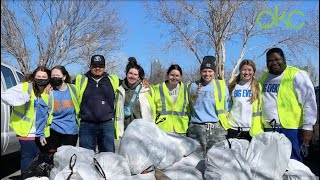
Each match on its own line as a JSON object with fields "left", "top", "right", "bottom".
{"left": 188, "top": 79, "right": 231, "bottom": 130}
{"left": 152, "top": 82, "right": 189, "bottom": 133}
{"left": 260, "top": 66, "right": 302, "bottom": 129}
{"left": 9, "top": 82, "right": 50, "bottom": 137}
{"left": 75, "top": 74, "right": 119, "bottom": 105}
{"left": 249, "top": 84, "right": 264, "bottom": 137}
{"left": 42, "top": 84, "right": 80, "bottom": 137}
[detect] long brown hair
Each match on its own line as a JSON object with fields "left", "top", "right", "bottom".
{"left": 228, "top": 60, "right": 260, "bottom": 103}
{"left": 51, "top": 65, "right": 72, "bottom": 83}
{"left": 25, "top": 66, "right": 51, "bottom": 97}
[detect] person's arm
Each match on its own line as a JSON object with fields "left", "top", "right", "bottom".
{"left": 35, "top": 98, "right": 49, "bottom": 145}
{"left": 294, "top": 71, "right": 317, "bottom": 144}
{"left": 1, "top": 83, "right": 30, "bottom": 106}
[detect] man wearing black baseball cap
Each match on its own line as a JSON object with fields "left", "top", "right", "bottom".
{"left": 75, "top": 54, "right": 120, "bottom": 153}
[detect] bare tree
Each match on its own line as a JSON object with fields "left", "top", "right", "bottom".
{"left": 294, "top": 58, "right": 319, "bottom": 86}
{"left": 148, "top": 59, "right": 166, "bottom": 84}
{"left": 1, "top": 0, "right": 125, "bottom": 74}
{"left": 144, "top": 0, "right": 318, "bottom": 83}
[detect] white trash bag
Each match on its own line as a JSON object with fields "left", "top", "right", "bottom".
{"left": 94, "top": 152, "right": 131, "bottom": 179}
{"left": 127, "top": 173, "right": 156, "bottom": 180}
{"left": 163, "top": 164, "right": 203, "bottom": 180}
{"left": 158, "top": 132, "right": 199, "bottom": 169}
{"left": 119, "top": 119, "right": 168, "bottom": 174}
{"left": 54, "top": 155, "right": 101, "bottom": 180}
{"left": 282, "top": 159, "right": 316, "bottom": 180}
{"left": 246, "top": 132, "right": 292, "bottom": 180}
{"left": 50, "top": 146, "right": 95, "bottom": 179}
{"left": 214, "top": 138, "right": 249, "bottom": 158}
{"left": 53, "top": 145, "right": 95, "bottom": 170}
{"left": 172, "top": 152, "right": 205, "bottom": 175}
{"left": 205, "top": 145, "right": 252, "bottom": 180}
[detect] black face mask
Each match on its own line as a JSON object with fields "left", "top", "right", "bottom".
{"left": 51, "top": 77, "right": 63, "bottom": 87}
{"left": 34, "top": 79, "right": 49, "bottom": 87}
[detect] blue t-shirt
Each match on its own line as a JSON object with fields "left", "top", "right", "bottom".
{"left": 189, "top": 81, "right": 229, "bottom": 123}
{"left": 36, "top": 86, "right": 78, "bottom": 139}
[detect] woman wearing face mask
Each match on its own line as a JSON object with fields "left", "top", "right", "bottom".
{"left": 227, "top": 60, "right": 263, "bottom": 141}
{"left": 1, "top": 66, "right": 51, "bottom": 178}
{"left": 152, "top": 64, "right": 189, "bottom": 135}
{"left": 35, "top": 65, "right": 79, "bottom": 154}
{"left": 187, "top": 56, "right": 229, "bottom": 159}
{"left": 114, "top": 57, "right": 155, "bottom": 139}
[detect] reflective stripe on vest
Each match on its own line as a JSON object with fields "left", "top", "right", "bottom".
{"left": 11, "top": 82, "right": 32, "bottom": 122}
{"left": 252, "top": 99, "right": 261, "bottom": 117}
{"left": 158, "top": 83, "right": 187, "bottom": 116}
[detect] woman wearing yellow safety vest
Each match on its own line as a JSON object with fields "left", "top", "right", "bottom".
{"left": 1, "top": 66, "right": 51, "bottom": 178}
{"left": 36, "top": 65, "right": 79, "bottom": 154}
{"left": 187, "top": 56, "right": 229, "bottom": 158}
{"left": 227, "top": 60, "right": 264, "bottom": 141}
{"left": 152, "top": 64, "right": 189, "bottom": 135}
{"left": 114, "top": 57, "right": 155, "bottom": 138}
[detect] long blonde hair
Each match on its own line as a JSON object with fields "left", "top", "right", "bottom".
{"left": 228, "top": 60, "right": 260, "bottom": 103}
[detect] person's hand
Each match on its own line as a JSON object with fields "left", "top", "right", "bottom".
{"left": 142, "top": 78, "right": 150, "bottom": 88}
{"left": 44, "top": 84, "right": 52, "bottom": 94}
{"left": 301, "top": 129, "right": 313, "bottom": 145}
{"left": 40, "top": 138, "right": 47, "bottom": 146}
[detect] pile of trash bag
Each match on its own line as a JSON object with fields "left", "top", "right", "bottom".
{"left": 26, "top": 119, "right": 317, "bottom": 180}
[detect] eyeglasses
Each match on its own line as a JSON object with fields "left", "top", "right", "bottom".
{"left": 91, "top": 65, "right": 105, "bottom": 69}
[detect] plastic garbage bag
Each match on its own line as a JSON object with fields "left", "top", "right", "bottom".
{"left": 204, "top": 145, "right": 252, "bottom": 180}
{"left": 127, "top": 173, "right": 156, "bottom": 180}
{"left": 50, "top": 146, "right": 95, "bottom": 179}
{"left": 158, "top": 132, "right": 199, "bottom": 169}
{"left": 246, "top": 132, "right": 292, "bottom": 180}
{"left": 94, "top": 152, "right": 131, "bottom": 179}
{"left": 214, "top": 138, "right": 249, "bottom": 158}
{"left": 53, "top": 145, "right": 95, "bottom": 170}
{"left": 24, "top": 153, "right": 54, "bottom": 179}
{"left": 53, "top": 154, "right": 101, "bottom": 180}
{"left": 166, "top": 132, "right": 199, "bottom": 157}
{"left": 172, "top": 152, "right": 205, "bottom": 175}
{"left": 282, "top": 159, "right": 316, "bottom": 180}
{"left": 119, "top": 119, "right": 169, "bottom": 174}
{"left": 163, "top": 164, "right": 202, "bottom": 180}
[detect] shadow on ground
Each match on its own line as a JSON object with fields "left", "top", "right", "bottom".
{"left": 1, "top": 151, "right": 20, "bottom": 179}
{"left": 303, "top": 142, "right": 319, "bottom": 177}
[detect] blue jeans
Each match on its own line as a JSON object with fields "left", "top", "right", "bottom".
{"left": 19, "top": 139, "right": 40, "bottom": 174}
{"left": 264, "top": 128, "right": 303, "bottom": 162}
{"left": 79, "top": 121, "right": 115, "bottom": 153}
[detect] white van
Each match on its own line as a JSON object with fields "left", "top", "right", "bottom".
{"left": 1, "top": 62, "right": 25, "bottom": 156}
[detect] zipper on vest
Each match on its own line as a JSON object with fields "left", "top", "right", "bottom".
{"left": 96, "top": 83, "right": 98, "bottom": 88}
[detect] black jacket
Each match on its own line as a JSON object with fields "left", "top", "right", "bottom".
{"left": 79, "top": 71, "right": 115, "bottom": 123}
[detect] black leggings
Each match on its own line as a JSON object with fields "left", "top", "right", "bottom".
{"left": 36, "top": 129, "right": 78, "bottom": 153}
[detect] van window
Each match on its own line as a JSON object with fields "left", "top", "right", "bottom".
{"left": 17, "top": 72, "right": 25, "bottom": 82}
{"left": 1, "top": 65, "right": 17, "bottom": 89}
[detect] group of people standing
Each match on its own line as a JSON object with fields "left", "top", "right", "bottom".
{"left": 1, "top": 47, "right": 317, "bottom": 178}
